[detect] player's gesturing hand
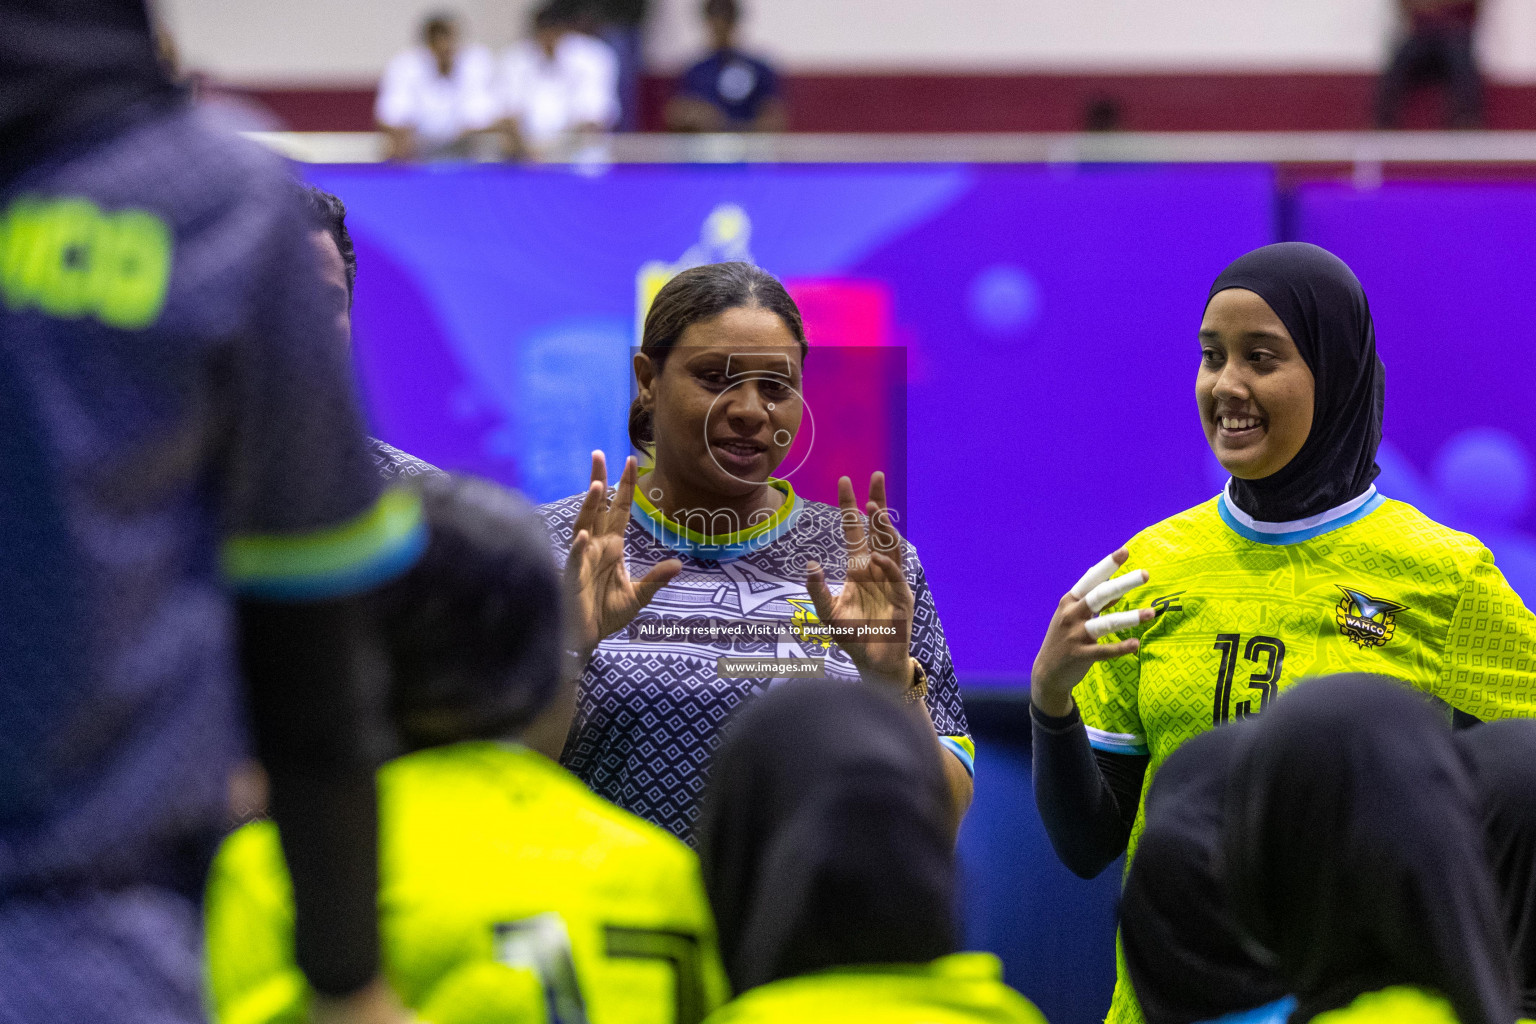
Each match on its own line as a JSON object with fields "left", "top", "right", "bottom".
{"left": 1030, "top": 548, "right": 1155, "bottom": 718}
{"left": 565, "top": 451, "right": 682, "bottom": 659}
{"left": 805, "top": 472, "right": 915, "bottom": 693}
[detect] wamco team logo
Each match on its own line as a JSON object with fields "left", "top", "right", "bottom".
{"left": 1335, "top": 586, "right": 1407, "bottom": 648}
{"left": 786, "top": 597, "right": 835, "bottom": 653}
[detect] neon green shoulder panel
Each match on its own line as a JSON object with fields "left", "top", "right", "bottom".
{"left": 1310, "top": 987, "right": 1459, "bottom": 1024}
{"left": 701, "top": 954, "right": 1047, "bottom": 1024}
{"left": 205, "top": 743, "right": 729, "bottom": 1024}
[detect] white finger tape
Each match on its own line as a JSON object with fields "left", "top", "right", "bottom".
{"left": 1086, "top": 608, "right": 1147, "bottom": 640}
{"left": 1084, "top": 569, "right": 1149, "bottom": 614}
{"left": 1070, "top": 553, "right": 1121, "bottom": 599}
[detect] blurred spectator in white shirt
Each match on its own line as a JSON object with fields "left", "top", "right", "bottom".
{"left": 376, "top": 13, "right": 498, "bottom": 160}
{"left": 666, "top": 0, "right": 785, "bottom": 133}
{"left": 497, "top": 1, "right": 619, "bottom": 159}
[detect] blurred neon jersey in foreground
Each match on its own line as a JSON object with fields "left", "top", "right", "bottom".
{"left": 206, "top": 742, "right": 729, "bottom": 1024}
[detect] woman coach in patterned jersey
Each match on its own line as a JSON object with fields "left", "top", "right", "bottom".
{"left": 1026, "top": 242, "right": 1536, "bottom": 1024}
{"left": 538, "top": 261, "right": 973, "bottom": 842}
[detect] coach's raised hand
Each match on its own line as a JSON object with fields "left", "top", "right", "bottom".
{"left": 1030, "top": 549, "right": 1155, "bottom": 718}
{"left": 805, "top": 472, "right": 915, "bottom": 692}
{"left": 565, "top": 451, "right": 683, "bottom": 659}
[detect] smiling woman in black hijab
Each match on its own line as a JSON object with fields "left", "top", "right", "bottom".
{"left": 1204, "top": 243, "right": 1385, "bottom": 522}
{"left": 1223, "top": 676, "right": 1518, "bottom": 1024}
{"left": 695, "top": 681, "right": 1046, "bottom": 1023}
{"left": 1027, "top": 242, "right": 1536, "bottom": 1024}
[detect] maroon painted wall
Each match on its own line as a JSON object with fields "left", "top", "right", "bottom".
{"left": 234, "top": 73, "right": 1536, "bottom": 133}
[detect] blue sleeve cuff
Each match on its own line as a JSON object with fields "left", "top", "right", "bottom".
{"left": 1085, "top": 726, "right": 1149, "bottom": 757}
{"left": 939, "top": 735, "right": 976, "bottom": 777}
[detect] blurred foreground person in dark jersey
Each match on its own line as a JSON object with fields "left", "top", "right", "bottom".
{"left": 0, "top": 3, "right": 426, "bottom": 1023}
{"left": 695, "top": 682, "right": 1045, "bottom": 1023}
{"left": 1458, "top": 720, "right": 1536, "bottom": 1024}
{"left": 1223, "top": 677, "right": 1517, "bottom": 1024}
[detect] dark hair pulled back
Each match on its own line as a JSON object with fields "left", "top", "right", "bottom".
{"left": 629, "top": 261, "right": 807, "bottom": 453}
{"left": 295, "top": 183, "right": 356, "bottom": 304}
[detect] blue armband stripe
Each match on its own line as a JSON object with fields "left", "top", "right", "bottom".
{"left": 224, "top": 487, "right": 427, "bottom": 601}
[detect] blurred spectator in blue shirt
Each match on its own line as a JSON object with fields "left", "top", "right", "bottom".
{"left": 1374, "top": 0, "right": 1483, "bottom": 128}
{"left": 666, "top": 0, "right": 786, "bottom": 132}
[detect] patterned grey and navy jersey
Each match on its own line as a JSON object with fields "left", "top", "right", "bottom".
{"left": 369, "top": 438, "right": 444, "bottom": 482}
{"left": 538, "top": 479, "right": 972, "bottom": 842}
{"left": 0, "top": 104, "right": 425, "bottom": 899}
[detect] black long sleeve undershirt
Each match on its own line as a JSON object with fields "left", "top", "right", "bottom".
{"left": 1031, "top": 700, "right": 1150, "bottom": 879}
{"left": 239, "top": 596, "right": 388, "bottom": 998}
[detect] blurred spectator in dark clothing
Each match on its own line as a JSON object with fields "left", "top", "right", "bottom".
{"left": 376, "top": 12, "right": 497, "bottom": 160}
{"left": 1084, "top": 95, "right": 1124, "bottom": 132}
{"left": 666, "top": 0, "right": 785, "bottom": 132}
{"left": 588, "top": 0, "right": 647, "bottom": 131}
{"left": 1375, "top": 0, "right": 1483, "bottom": 128}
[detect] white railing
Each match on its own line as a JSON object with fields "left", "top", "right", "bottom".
{"left": 246, "top": 130, "right": 1536, "bottom": 166}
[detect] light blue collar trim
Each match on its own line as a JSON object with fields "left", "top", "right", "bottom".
{"left": 631, "top": 483, "right": 802, "bottom": 562}
{"left": 1196, "top": 996, "right": 1297, "bottom": 1024}
{"left": 1217, "top": 483, "right": 1384, "bottom": 546}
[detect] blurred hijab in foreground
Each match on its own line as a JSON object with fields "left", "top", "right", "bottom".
{"left": 696, "top": 681, "right": 956, "bottom": 993}
{"left": 1223, "top": 675, "right": 1517, "bottom": 1024}
{"left": 1458, "top": 719, "right": 1536, "bottom": 1022}
{"left": 1121, "top": 721, "right": 1289, "bottom": 1024}
{"left": 695, "top": 682, "right": 1048, "bottom": 1024}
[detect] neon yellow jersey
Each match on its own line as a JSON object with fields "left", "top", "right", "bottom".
{"left": 1309, "top": 987, "right": 1459, "bottom": 1024}
{"left": 1080, "top": 489, "right": 1536, "bottom": 1024}
{"left": 700, "top": 954, "right": 1048, "bottom": 1024}
{"left": 204, "top": 743, "right": 729, "bottom": 1024}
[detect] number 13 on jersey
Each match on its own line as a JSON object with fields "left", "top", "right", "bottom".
{"left": 1211, "top": 634, "right": 1286, "bottom": 725}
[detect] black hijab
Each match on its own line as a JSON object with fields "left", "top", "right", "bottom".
{"left": 1121, "top": 721, "right": 1289, "bottom": 1024}
{"left": 696, "top": 681, "right": 956, "bottom": 995}
{"left": 0, "top": 0, "right": 175, "bottom": 187}
{"left": 1222, "top": 676, "right": 1518, "bottom": 1024}
{"left": 1206, "top": 243, "right": 1386, "bottom": 523}
{"left": 1458, "top": 719, "right": 1536, "bottom": 1019}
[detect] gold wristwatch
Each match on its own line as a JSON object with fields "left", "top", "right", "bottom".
{"left": 902, "top": 657, "right": 929, "bottom": 704}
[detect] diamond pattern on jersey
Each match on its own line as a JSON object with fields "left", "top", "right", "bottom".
{"left": 369, "top": 439, "right": 444, "bottom": 481}
{"left": 539, "top": 490, "right": 970, "bottom": 843}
